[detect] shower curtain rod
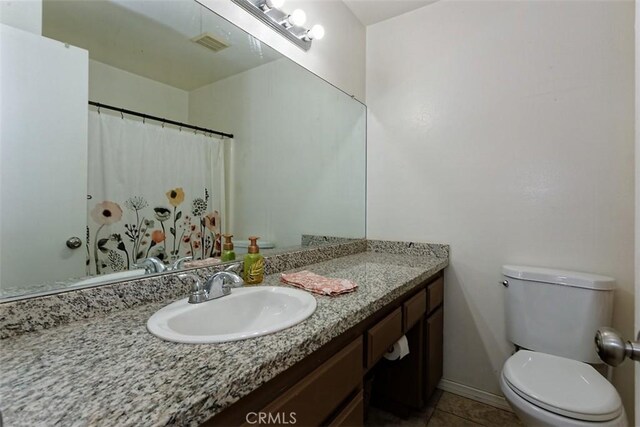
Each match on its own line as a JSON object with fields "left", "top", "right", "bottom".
{"left": 88, "top": 101, "right": 234, "bottom": 139}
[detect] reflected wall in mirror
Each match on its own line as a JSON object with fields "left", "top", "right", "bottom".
{"left": 0, "top": 0, "right": 366, "bottom": 300}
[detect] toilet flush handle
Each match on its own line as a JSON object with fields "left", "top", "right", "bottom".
{"left": 595, "top": 327, "right": 640, "bottom": 367}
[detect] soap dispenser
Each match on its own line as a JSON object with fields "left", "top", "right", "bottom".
{"left": 221, "top": 234, "right": 236, "bottom": 262}
{"left": 243, "top": 236, "right": 264, "bottom": 285}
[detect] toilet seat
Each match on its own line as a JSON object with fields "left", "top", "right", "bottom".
{"left": 503, "top": 350, "right": 622, "bottom": 422}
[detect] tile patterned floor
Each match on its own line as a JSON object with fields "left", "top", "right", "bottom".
{"left": 366, "top": 390, "right": 523, "bottom": 427}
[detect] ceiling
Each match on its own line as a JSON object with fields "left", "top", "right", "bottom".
{"left": 42, "top": 0, "right": 282, "bottom": 91}
{"left": 342, "top": 0, "right": 438, "bottom": 26}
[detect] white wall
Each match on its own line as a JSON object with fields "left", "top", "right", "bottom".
{"left": 189, "top": 58, "right": 366, "bottom": 248}
{"left": 0, "top": 0, "right": 42, "bottom": 34}
{"left": 89, "top": 60, "right": 189, "bottom": 122}
{"left": 367, "top": 0, "right": 635, "bottom": 416}
{"left": 196, "top": 0, "right": 366, "bottom": 101}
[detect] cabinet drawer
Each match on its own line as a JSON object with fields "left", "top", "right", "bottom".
{"left": 403, "top": 289, "right": 426, "bottom": 332}
{"left": 255, "top": 337, "right": 363, "bottom": 427}
{"left": 367, "top": 308, "right": 402, "bottom": 368}
{"left": 328, "top": 391, "right": 364, "bottom": 427}
{"left": 427, "top": 276, "right": 444, "bottom": 314}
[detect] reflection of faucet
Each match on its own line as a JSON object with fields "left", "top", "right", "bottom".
{"left": 170, "top": 256, "right": 192, "bottom": 271}
{"left": 134, "top": 256, "right": 192, "bottom": 274}
{"left": 179, "top": 268, "right": 244, "bottom": 304}
{"left": 134, "top": 257, "right": 167, "bottom": 274}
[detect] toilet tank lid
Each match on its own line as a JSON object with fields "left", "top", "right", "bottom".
{"left": 502, "top": 265, "right": 615, "bottom": 290}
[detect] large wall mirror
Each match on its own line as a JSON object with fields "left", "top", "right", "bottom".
{"left": 0, "top": 0, "right": 366, "bottom": 301}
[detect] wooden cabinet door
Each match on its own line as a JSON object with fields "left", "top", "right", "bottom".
{"left": 425, "top": 306, "right": 444, "bottom": 398}
{"left": 328, "top": 391, "right": 364, "bottom": 427}
{"left": 252, "top": 337, "right": 363, "bottom": 427}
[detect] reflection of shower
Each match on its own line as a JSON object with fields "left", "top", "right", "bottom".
{"left": 86, "top": 106, "right": 231, "bottom": 276}
{"left": 88, "top": 101, "right": 233, "bottom": 138}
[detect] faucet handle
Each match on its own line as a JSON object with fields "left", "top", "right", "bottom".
{"left": 171, "top": 256, "right": 193, "bottom": 271}
{"left": 223, "top": 265, "right": 244, "bottom": 288}
{"left": 204, "top": 270, "right": 243, "bottom": 299}
{"left": 179, "top": 273, "right": 207, "bottom": 304}
{"left": 225, "top": 263, "right": 242, "bottom": 274}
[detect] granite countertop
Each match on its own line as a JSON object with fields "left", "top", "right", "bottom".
{"left": 0, "top": 251, "right": 447, "bottom": 427}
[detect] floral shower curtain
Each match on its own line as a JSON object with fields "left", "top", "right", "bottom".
{"left": 87, "top": 110, "right": 226, "bottom": 275}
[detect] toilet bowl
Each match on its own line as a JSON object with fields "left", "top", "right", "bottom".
{"left": 500, "top": 266, "right": 627, "bottom": 426}
{"left": 500, "top": 350, "right": 627, "bottom": 427}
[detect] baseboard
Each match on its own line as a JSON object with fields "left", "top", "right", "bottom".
{"left": 437, "top": 379, "right": 513, "bottom": 412}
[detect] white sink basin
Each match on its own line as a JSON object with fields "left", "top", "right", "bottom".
{"left": 147, "top": 286, "right": 317, "bottom": 344}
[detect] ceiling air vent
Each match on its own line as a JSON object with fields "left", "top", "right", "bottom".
{"left": 191, "top": 33, "right": 230, "bottom": 53}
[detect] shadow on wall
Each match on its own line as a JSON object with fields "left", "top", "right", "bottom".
{"left": 442, "top": 262, "right": 512, "bottom": 396}
{"left": 609, "top": 284, "right": 635, "bottom": 420}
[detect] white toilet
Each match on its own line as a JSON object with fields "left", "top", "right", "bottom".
{"left": 500, "top": 265, "right": 627, "bottom": 427}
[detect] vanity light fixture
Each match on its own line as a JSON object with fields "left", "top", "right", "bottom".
{"left": 231, "top": 0, "right": 324, "bottom": 51}
{"left": 306, "top": 24, "right": 325, "bottom": 41}
{"left": 263, "top": 0, "right": 284, "bottom": 9}
{"left": 287, "top": 9, "right": 306, "bottom": 27}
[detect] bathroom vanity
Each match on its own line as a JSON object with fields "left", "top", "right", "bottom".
{"left": 208, "top": 271, "right": 444, "bottom": 426}
{"left": 0, "top": 240, "right": 448, "bottom": 426}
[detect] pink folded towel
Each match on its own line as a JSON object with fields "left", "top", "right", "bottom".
{"left": 280, "top": 271, "right": 358, "bottom": 296}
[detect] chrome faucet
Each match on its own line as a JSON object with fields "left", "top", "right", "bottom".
{"left": 135, "top": 256, "right": 192, "bottom": 274}
{"left": 179, "top": 265, "right": 244, "bottom": 304}
{"left": 170, "top": 256, "right": 192, "bottom": 271}
{"left": 134, "top": 257, "right": 167, "bottom": 274}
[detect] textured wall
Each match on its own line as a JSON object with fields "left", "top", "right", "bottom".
{"left": 366, "top": 0, "right": 635, "bottom": 417}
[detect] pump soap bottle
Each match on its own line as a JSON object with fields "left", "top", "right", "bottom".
{"left": 221, "top": 234, "right": 236, "bottom": 262}
{"left": 243, "top": 236, "right": 264, "bottom": 285}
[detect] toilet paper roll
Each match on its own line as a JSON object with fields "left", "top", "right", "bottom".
{"left": 383, "top": 335, "right": 410, "bottom": 361}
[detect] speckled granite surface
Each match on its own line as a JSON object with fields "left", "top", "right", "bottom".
{"left": 301, "top": 235, "right": 361, "bottom": 247}
{"left": 367, "top": 239, "right": 449, "bottom": 259}
{"left": 0, "top": 250, "right": 447, "bottom": 427}
{"left": 0, "top": 240, "right": 366, "bottom": 339}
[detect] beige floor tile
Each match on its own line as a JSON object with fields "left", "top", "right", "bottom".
{"left": 365, "top": 390, "right": 444, "bottom": 426}
{"left": 436, "top": 392, "right": 523, "bottom": 427}
{"left": 425, "top": 389, "right": 444, "bottom": 424}
{"left": 427, "top": 410, "right": 483, "bottom": 427}
{"left": 427, "top": 389, "right": 444, "bottom": 408}
{"left": 366, "top": 406, "right": 426, "bottom": 427}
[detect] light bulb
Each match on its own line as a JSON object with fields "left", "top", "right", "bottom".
{"left": 308, "top": 24, "right": 325, "bottom": 40}
{"left": 288, "top": 9, "right": 306, "bottom": 26}
{"left": 265, "top": 0, "right": 285, "bottom": 9}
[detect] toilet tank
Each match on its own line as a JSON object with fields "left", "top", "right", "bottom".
{"left": 503, "top": 265, "right": 615, "bottom": 364}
